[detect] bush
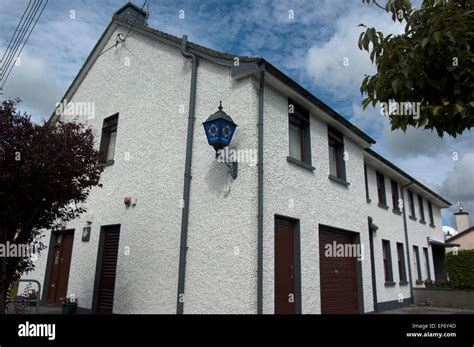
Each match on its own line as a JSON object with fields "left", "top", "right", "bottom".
{"left": 445, "top": 250, "right": 474, "bottom": 289}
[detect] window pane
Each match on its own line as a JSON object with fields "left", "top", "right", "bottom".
{"left": 289, "top": 122, "right": 302, "bottom": 161}
{"left": 329, "top": 144, "right": 337, "bottom": 176}
{"left": 107, "top": 130, "right": 117, "bottom": 161}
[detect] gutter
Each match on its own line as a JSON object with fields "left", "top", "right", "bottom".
{"left": 176, "top": 35, "right": 198, "bottom": 314}
{"left": 257, "top": 60, "right": 265, "bottom": 314}
{"left": 401, "top": 182, "right": 415, "bottom": 305}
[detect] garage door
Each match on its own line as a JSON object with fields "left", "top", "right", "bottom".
{"left": 319, "top": 228, "right": 360, "bottom": 314}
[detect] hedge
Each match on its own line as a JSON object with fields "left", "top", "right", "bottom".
{"left": 445, "top": 250, "right": 474, "bottom": 289}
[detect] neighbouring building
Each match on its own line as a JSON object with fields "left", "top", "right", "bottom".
{"left": 22, "top": 2, "right": 454, "bottom": 314}
{"left": 446, "top": 205, "right": 474, "bottom": 250}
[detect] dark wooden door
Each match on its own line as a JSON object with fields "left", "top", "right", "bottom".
{"left": 97, "top": 225, "right": 120, "bottom": 314}
{"left": 319, "top": 229, "right": 359, "bottom": 314}
{"left": 275, "top": 217, "right": 298, "bottom": 314}
{"left": 47, "top": 230, "right": 74, "bottom": 305}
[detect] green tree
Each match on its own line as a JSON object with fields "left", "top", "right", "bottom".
{"left": 359, "top": 0, "right": 474, "bottom": 137}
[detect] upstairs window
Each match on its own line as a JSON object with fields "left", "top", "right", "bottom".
{"left": 408, "top": 190, "right": 416, "bottom": 219}
{"left": 391, "top": 180, "right": 400, "bottom": 212}
{"left": 418, "top": 196, "right": 425, "bottom": 223}
{"left": 428, "top": 201, "right": 435, "bottom": 226}
{"left": 100, "top": 114, "right": 118, "bottom": 164}
{"left": 376, "top": 171, "right": 387, "bottom": 207}
{"left": 328, "top": 127, "right": 346, "bottom": 181}
{"left": 288, "top": 100, "right": 311, "bottom": 165}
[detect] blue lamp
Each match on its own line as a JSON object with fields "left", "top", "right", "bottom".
{"left": 203, "top": 102, "right": 238, "bottom": 179}
{"left": 203, "top": 101, "right": 237, "bottom": 153}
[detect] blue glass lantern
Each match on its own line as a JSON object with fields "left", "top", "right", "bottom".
{"left": 203, "top": 102, "right": 237, "bottom": 153}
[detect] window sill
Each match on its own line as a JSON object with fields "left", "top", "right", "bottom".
{"left": 409, "top": 215, "right": 417, "bottom": 221}
{"left": 328, "top": 175, "right": 350, "bottom": 187}
{"left": 416, "top": 280, "right": 424, "bottom": 285}
{"left": 384, "top": 281, "right": 396, "bottom": 287}
{"left": 419, "top": 220, "right": 426, "bottom": 225}
{"left": 99, "top": 159, "right": 115, "bottom": 168}
{"left": 429, "top": 223, "right": 436, "bottom": 228}
{"left": 399, "top": 281, "right": 409, "bottom": 286}
{"left": 392, "top": 208, "right": 402, "bottom": 215}
{"left": 378, "top": 203, "right": 389, "bottom": 210}
{"left": 286, "top": 156, "right": 315, "bottom": 172}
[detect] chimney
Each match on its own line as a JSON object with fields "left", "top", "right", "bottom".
{"left": 114, "top": 2, "right": 148, "bottom": 26}
{"left": 454, "top": 201, "right": 470, "bottom": 232}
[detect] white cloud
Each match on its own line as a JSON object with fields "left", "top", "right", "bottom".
{"left": 1, "top": 49, "right": 62, "bottom": 122}
{"left": 306, "top": 7, "right": 404, "bottom": 99}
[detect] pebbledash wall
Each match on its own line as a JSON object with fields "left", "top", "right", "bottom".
{"left": 23, "top": 3, "right": 450, "bottom": 314}
{"left": 28, "top": 22, "right": 260, "bottom": 314}
{"left": 262, "top": 84, "right": 373, "bottom": 313}
{"left": 365, "top": 161, "right": 444, "bottom": 309}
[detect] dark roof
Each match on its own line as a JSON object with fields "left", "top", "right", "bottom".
{"left": 429, "top": 238, "right": 460, "bottom": 248}
{"left": 365, "top": 148, "right": 451, "bottom": 206}
{"left": 446, "top": 226, "right": 474, "bottom": 242}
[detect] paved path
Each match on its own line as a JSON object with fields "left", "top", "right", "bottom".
{"left": 381, "top": 304, "right": 474, "bottom": 314}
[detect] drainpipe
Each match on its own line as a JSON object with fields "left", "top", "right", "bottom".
{"left": 368, "top": 217, "right": 378, "bottom": 312}
{"left": 257, "top": 60, "right": 265, "bottom": 314}
{"left": 176, "top": 35, "right": 198, "bottom": 314}
{"left": 401, "top": 182, "right": 414, "bottom": 304}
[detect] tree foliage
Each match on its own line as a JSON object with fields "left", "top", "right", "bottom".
{"left": 0, "top": 99, "right": 103, "bottom": 313}
{"left": 359, "top": 0, "right": 474, "bottom": 137}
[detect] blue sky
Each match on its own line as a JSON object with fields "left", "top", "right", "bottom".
{"left": 1, "top": 0, "right": 473, "bottom": 228}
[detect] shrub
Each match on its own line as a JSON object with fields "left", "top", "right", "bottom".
{"left": 445, "top": 250, "right": 474, "bottom": 289}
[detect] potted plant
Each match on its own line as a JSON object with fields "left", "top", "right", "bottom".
{"left": 61, "top": 294, "right": 78, "bottom": 314}
{"left": 27, "top": 289, "right": 38, "bottom": 307}
{"left": 424, "top": 279, "right": 434, "bottom": 288}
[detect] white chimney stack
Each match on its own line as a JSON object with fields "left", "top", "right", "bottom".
{"left": 454, "top": 201, "right": 470, "bottom": 232}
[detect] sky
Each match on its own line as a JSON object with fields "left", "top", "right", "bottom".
{"left": 1, "top": 0, "right": 473, "bottom": 228}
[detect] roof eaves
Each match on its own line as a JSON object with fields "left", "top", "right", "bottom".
{"left": 364, "top": 148, "right": 451, "bottom": 206}
{"left": 261, "top": 60, "right": 376, "bottom": 145}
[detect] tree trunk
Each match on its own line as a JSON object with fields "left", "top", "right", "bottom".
{"left": 0, "top": 256, "right": 7, "bottom": 314}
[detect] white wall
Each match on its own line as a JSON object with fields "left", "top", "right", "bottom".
{"left": 366, "top": 164, "right": 444, "bottom": 305}
{"left": 25, "top": 24, "right": 260, "bottom": 314}
{"left": 262, "top": 84, "right": 374, "bottom": 314}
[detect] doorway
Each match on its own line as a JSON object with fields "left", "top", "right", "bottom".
{"left": 93, "top": 225, "right": 121, "bottom": 314}
{"left": 274, "top": 216, "right": 301, "bottom": 314}
{"left": 46, "top": 229, "right": 75, "bottom": 305}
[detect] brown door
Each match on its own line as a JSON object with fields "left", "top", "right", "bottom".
{"left": 319, "top": 228, "right": 359, "bottom": 314}
{"left": 47, "top": 230, "right": 75, "bottom": 305}
{"left": 96, "top": 225, "right": 120, "bottom": 314}
{"left": 275, "top": 217, "right": 299, "bottom": 314}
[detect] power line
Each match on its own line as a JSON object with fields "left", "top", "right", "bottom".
{"left": 1, "top": 1, "right": 48, "bottom": 89}
{"left": 1, "top": 0, "right": 40, "bottom": 77}
{"left": 0, "top": 0, "right": 47, "bottom": 90}
{"left": 0, "top": 0, "right": 32, "bottom": 64}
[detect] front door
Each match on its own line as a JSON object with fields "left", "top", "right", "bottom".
{"left": 96, "top": 225, "right": 120, "bottom": 314}
{"left": 47, "top": 230, "right": 75, "bottom": 305}
{"left": 275, "top": 217, "right": 300, "bottom": 314}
